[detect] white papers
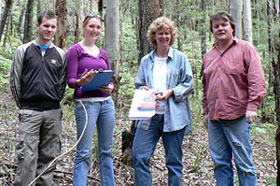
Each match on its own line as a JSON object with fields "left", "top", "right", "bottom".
{"left": 128, "top": 89, "right": 157, "bottom": 120}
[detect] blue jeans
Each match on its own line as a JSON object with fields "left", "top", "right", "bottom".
{"left": 132, "top": 114, "right": 185, "bottom": 186}
{"left": 208, "top": 116, "right": 257, "bottom": 186}
{"left": 73, "top": 99, "right": 115, "bottom": 186}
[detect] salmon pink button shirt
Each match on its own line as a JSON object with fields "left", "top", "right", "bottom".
{"left": 202, "top": 38, "right": 266, "bottom": 121}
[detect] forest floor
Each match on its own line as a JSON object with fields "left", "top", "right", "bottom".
{"left": 0, "top": 85, "right": 277, "bottom": 186}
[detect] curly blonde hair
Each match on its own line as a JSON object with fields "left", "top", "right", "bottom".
{"left": 147, "top": 16, "right": 178, "bottom": 47}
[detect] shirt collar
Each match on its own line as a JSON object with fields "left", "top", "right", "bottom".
{"left": 34, "top": 39, "right": 54, "bottom": 48}
{"left": 213, "top": 37, "right": 238, "bottom": 53}
{"left": 149, "top": 47, "right": 174, "bottom": 61}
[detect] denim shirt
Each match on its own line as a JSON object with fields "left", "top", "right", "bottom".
{"left": 135, "top": 47, "right": 194, "bottom": 133}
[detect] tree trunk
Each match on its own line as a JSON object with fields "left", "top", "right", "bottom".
{"left": 275, "top": 0, "right": 279, "bottom": 17}
{"left": 54, "top": 0, "right": 66, "bottom": 49}
{"left": 173, "top": 0, "right": 181, "bottom": 51}
{"left": 229, "top": 0, "right": 242, "bottom": 39}
{"left": 23, "top": 0, "right": 34, "bottom": 44}
{"left": 17, "top": 4, "right": 25, "bottom": 38}
{"left": 0, "top": 0, "right": 2, "bottom": 19}
{"left": 138, "top": 0, "right": 162, "bottom": 62}
{"left": 244, "top": 0, "right": 252, "bottom": 43}
{"left": 89, "top": 0, "right": 93, "bottom": 13}
{"left": 200, "top": 0, "right": 207, "bottom": 56}
{"left": 74, "top": 0, "right": 84, "bottom": 43}
{"left": 274, "top": 32, "right": 280, "bottom": 186}
{"left": 105, "top": 0, "right": 120, "bottom": 74}
{"left": 273, "top": 0, "right": 280, "bottom": 185}
{"left": 0, "top": 0, "right": 14, "bottom": 44}
{"left": 105, "top": 0, "right": 120, "bottom": 113}
{"left": 98, "top": 0, "right": 103, "bottom": 17}
{"left": 37, "top": 0, "right": 41, "bottom": 19}
{"left": 3, "top": 8, "right": 12, "bottom": 47}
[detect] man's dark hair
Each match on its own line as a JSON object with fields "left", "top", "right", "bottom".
{"left": 37, "top": 10, "right": 57, "bottom": 25}
{"left": 210, "top": 12, "right": 235, "bottom": 36}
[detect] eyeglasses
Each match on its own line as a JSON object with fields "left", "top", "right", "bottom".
{"left": 83, "top": 14, "right": 103, "bottom": 23}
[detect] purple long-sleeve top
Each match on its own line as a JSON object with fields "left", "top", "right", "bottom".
{"left": 66, "top": 43, "right": 112, "bottom": 99}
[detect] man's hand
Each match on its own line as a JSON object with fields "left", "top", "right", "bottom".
{"left": 246, "top": 110, "right": 258, "bottom": 124}
{"left": 203, "top": 114, "right": 209, "bottom": 129}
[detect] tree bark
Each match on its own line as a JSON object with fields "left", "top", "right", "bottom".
{"left": 0, "top": 0, "right": 14, "bottom": 44}
{"left": 0, "top": 0, "right": 2, "bottom": 20}
{"left": 105, "top": 0, "right": 120, "bottom": 109}
{"left": 89, "top": 0, "right": 93, "bottom": 13}
{"left": 200, "top": 0, "right": 207, "bottom": 56}
{"left": 37, "top": 0, "right": 41, "bottom": 19}
{"left": 229, "top": 0, "right": 242, "bottom": 39}
{"left": 173, "top": 0, "right": 181, "bottom": 51}
{"left": 272, "top": 0, "right": 280, "bottom": 185}
{"left": 244, "top": 0, "right": 252, "bottom": 43}
{"left": 105, "top": 0, "right": 120, "bottom": 75}
{"left": 23, "top": 0, "right": 34, "bottom": 44}
{"left": 275, "top": 0, "right": 279, "bottom": 17}
{"left": 274, "top": 33, "right": 280, "bottom": 186}
{"left": 138, "top": 0, "right": 162, "bottom": 62}
{"left": 54, "top": 0, "right": 66, "bottom": 49}
{"left": 98, "top": 0, "right": 103, "bottom": 17}
{"left": 74, "top": 0, "right": 84, "bottom": 43}
{"left": 17, "top": 4, "right": 25, "bottom": 38}
{"left": 3, "top": 8, "right": 12, "bottom": 47}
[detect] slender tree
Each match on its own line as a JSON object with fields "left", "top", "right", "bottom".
{"left": 272, "top": 0, "right": 280, "bottom": 184}
{"left": 0, "top": 0, "right": 14, "bottom": 44}
{"left": 244, "top": 0, "right": 252, "bottom": 43}
{"left": 275, "top": 0, "right": 279, "bottom": 17}
{"left": 0, "top": 0, "right": 2, "bottom": 19}
{"left": 105, "top": 0, "right": 120, "bottom": 74}
{"left": 2, "top": 6, "right": 11, "bottom": 47}
{"left": 74, "top": 0, "right": 84, "bottom": 43}
{"left": 89, "top": 0, "right": 93, "bottom": 13}
{"left": 37, "top": 0, "right": 41, "bottom": 19}
{"left": 23, "top": 0, "right": 34, "bottom": 43}
{"left": 105, "top": 0, "right": 120, "bottom": 106}
{"left": 98, "top": 0, "right": 103, "bottom": 17}
{"left": 274, "top": 14, "right": 280, "bottom": 186}
{"left": 229, "top": 0, "right": 242, "bottom": 39}
{"left": 17, "top": 4, "right": 25, "bottom": 37}
{"left": 54, "top": 0, "right": 66, "bottom": 49}
{"left": 200, "top": 0, "right": 207, "bottom": 56}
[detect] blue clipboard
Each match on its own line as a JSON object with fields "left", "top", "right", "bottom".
{"left": 81, "top": 70, "right": 115, "bottom": 91}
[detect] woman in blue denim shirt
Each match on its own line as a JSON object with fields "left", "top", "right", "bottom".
{"left": 132, "top": 16, "right": 194, "bottom": 186}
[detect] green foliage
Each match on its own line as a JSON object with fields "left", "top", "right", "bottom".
{"left": 192, "top": 149, "right": 202, "bottom": 172}
{"left": 265, "top": 177, "right": 276, "bottom": 186}
{"left": 0, "top": 55, "right": 12, "bottom": 85}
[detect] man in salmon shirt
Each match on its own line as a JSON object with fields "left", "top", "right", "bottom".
{"left": 202, "top": 12, "right": 266, "bottom": 186}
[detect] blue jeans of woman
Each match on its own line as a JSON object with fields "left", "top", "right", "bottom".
{"left": 208, "top": 116, "right": 257, "bottom": 186}
{"left": 73, "top": 99, "right": 115, "bottom": 186}
{"left": 132, "top": 114, "right": 185, "bottom": 186}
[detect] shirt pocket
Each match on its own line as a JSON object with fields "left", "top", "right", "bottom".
{"left": 222, "top": 58, "right": 245, "bottom": 76}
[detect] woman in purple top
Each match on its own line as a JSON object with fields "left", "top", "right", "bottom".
{"left": 66, "top": 15, "right": 115, "bottom": 186}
